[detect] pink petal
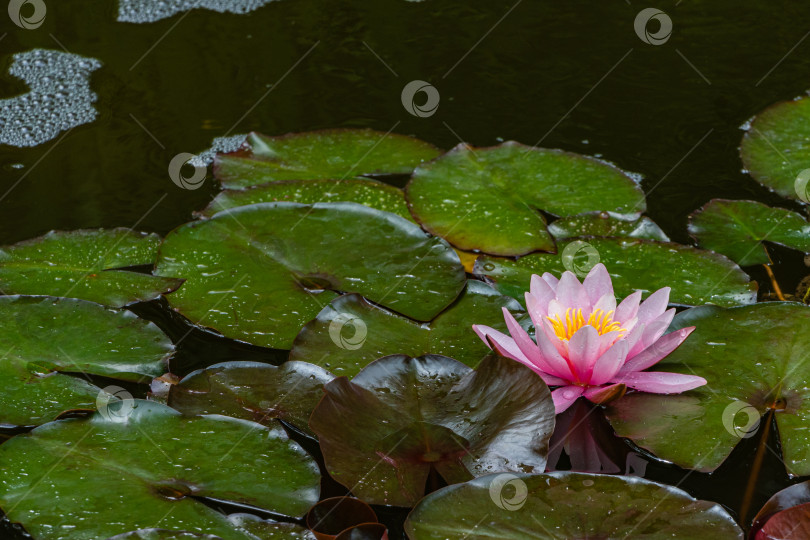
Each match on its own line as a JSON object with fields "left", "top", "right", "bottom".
{"left": 542, "top": 272, "right": 559, "bottom": 288}
{"left": 582, "top": 264, "right": 613, "bottom": 307}
{"left": 501, "top": 308, "right": 559, "bottom": 376}
{"left": 551, "top": 385, "right": 585, "bottom": 414}
{"left": 611, "top": 371, "right": 706, "bottom": 394}
{"left": 591, "top": 292, "right": 617, "bottom": 319}
{"left": 530, "top": 273, "right": 556, "bottom": 301}
{"left": 615, "top": 290, "right": 642, "bottom": 324}
{"left": 556, "top": 272, "right": 591, "bottom": 312}
{"left": 568, "top": 325, "right": 600, "bottom": 380}
{"left": 536, "top": 320, "right": 577, "bottom": 380}
{"left": 628, "top": 308, "right": 676, "bottom": 359}
{"left": 472, "top": 325, "right": 531, "bottom": 364}
{"left": 618, "top": 327, "right": 695, "bottom": 375}
{"left": 636, "top": 287, "right": 671, "bottom": 326}
{"left": 589, "top": 340, "right": 630, "bottom": 385}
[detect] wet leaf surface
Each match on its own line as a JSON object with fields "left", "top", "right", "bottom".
{"left": 688, "top": 199, "right": 810, "bottom": 265}
{"left": 309, "top": 354, "right": 554, "bottom": 507}
{"left": 405, "top": 142, "right": 645, "bottom": 256}
{"left": 475, "top": 237, "right": 758, "bottom": 307}
{"left": 548, "top": 211, "right": 669, "bottom": 242}
{"left": 0, "top": 295, "right": 172, "bottom": 426}
{"left": 0, "top": 401, "right": 320, "bottom": 539}
{"left": 289, "top": 280, "right": 531, "bottom": 377}
{"left": 606, "top": 302, "right": 810, "bottom": 475}
{"left": 0, "top": 229, "right": 183, "bottom": 307}
{"left": 215, "top": 130, "right": 440, "bottom": 189}
{"left": 154, "top": 202, "right": 466, "bottom": 349}
{"left": 405, "top": 472, "right": 743, "bottom": 539}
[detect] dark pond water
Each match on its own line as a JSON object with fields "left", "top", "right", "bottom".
{"left": 2, "top": 0, "right": 810, "bottom": 537}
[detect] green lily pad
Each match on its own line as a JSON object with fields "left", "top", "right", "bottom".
{"left": 309, "top": 354, "right": 554, "bottom": 507}
{"left": 109, "top": 515, "right": 316, "bottom": 539}
{"left": 197, "top": 179, "right": 413, "bottom": 221}
{"left": 740, "top": 93, "right": 810, "bottom": 201}
{"left": 605, "top": 302, "right": 810, "bottom": 475}
{"left": 0, "top": 295, "right": 172, "bottom": 426}
{"left": 0, "top": 400, "right": 320, "bottom": 539}
{"left": 155, "top": 202, "right": 465, "bottom": 349}
{"left": 549, "top": 211, "right": 670, "bottom": 242}
{"left": 0, "top": 229, "right": 183, "bottom": 307}
{"left": 168, "top": 360, "right": 333, "bottom": 436}
{"left": 474, "top": 238, "right": 758, "bottom": 307}
{"left": 404, "top": 472, "right": 743, "bottom": 539}
{"left": 215, "top": 130, "right": 440, "bottom": 189}
{"left": 688, "top": 199, "right": 810, "bottom": 266}
{"left": 405, "top": 142, "right": 646, "bottom": 256}
{"left": 289, "top": 280, "right": 531, "bottom": 377}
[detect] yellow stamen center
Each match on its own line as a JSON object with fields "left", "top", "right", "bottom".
{"left": 547, "top": 308, "right": 625, "bottom": 341}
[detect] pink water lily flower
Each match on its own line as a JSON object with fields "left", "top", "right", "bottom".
{"left": 473, "top": 263, "right": 706, "bottom": 414}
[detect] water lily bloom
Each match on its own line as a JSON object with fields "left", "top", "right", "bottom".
{"left": 473, "top": 263, "right": 706, "bottom": 413}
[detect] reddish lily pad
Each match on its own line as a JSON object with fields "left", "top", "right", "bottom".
{"left": 155, "top": 202, "right": 466, "bottom": 349}
{"left": 0, "top": 229, "right": 183, "bottom": 307}
{"left": 405, "top": 472, "right": 743, "bottom": 539}
{"left": 405, "top": 142, "right": 645, "bottom": 256}
{"left": 288, "top": 280, "right": 531, "bottom": 377}
{"left": 688, "top": 199, "right": 810, "bottom": 266}
{"left": 753, "top": 480, "right": 810, "bottom": 539}
{"left": 740, "top": 94, "right": 810, "bottom": 201}
{"left": 215, "top": 130, "right": 440, "bottom": 189}
{"left": 197, "top": 179, "right": 413, "bottom": 222}
{"left": 308, "top": 354, "right": 554, "bottom": 507}
{"left": 475, "top": 238, "right": 758, "bottom": 307}
{"left": 549, "top": 211, "right": 670, "bottom": 242}
{"left": 606, "top": 302, "right": 810, "bottom": 475}
{"left": 168, "top": 360, "right": 333, "bottom": 436}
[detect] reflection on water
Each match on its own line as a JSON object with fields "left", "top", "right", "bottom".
{"left": 0, "top": 49, "right": 100, "bottom": 147}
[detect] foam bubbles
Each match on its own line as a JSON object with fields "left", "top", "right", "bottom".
{"left": 0, "top": 49, "right": 101, "bottom": 148}
{"left": 189, "top": 133, "right": 247, "bottom": 167}
{"left": 117, "top": 0, "right": 277, "bottom": 23}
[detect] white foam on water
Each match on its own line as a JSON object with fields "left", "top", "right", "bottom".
{"left": 117, "top": 0, "right": 277, "bottom": 23}
{"left": 0, "top": 49, "right": 101, "bottom": 148}
{"left": 189, "top": 133, "right": 247, "bottom": 167}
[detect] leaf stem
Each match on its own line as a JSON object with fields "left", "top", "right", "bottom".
{"left": 762, "top": 264, "right": 786, "bottom": 301}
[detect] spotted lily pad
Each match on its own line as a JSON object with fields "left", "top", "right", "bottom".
{"left": 474, "top": 238, "right": 757, "bottom": 307}
{"left": 688, "top": 199, "right": 810, "bottom": 266}
{"left": 289, "top": 280, "right": 531, "bottom": 377}
{"left": 605, "top": 302, "right": 810, "bottom": 475}
{"left": 308, "top": 354, "right": 554, "bottom": 507}
{"left": 549, "top": 212, "right": 669, "bottom": 242}
{"left": 197, "top": 179, "right": 413, "bottom": 221}
{"left": 168, "top": 360, "right": 333, "bottom": 436}
{"left": 0, "top": 295, "right": 172, "bottom": 426}
{"left": 0, "top": 400, "right": 320, "bottom": 539}
{"left": 215, "top": 130, "right": 440, "bottom": 189}
{"left": 740, "top": 94, "right": 810, "bottom": 201}
{"left": 155, "top": 202, "right": 465, "bottom": 349}
{"left": 405, "top": 472, "right": 743, "bottom": 539}
{"left": 405, "top": 142, "right": 646, "bottom": 256}
{"left": 0, "top": 229, "right": 183, "bottom": 307}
